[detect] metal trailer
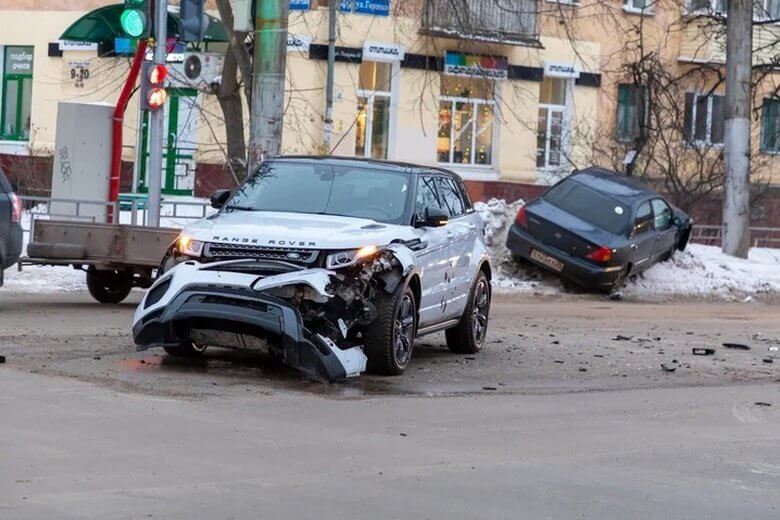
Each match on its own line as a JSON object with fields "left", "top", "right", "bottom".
{"left": 20, "top": 219, "right": 180, "bottom": 303}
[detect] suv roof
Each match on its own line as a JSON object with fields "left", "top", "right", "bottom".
{"left": 268, "top": 155, "right": 463, "bottom": 179}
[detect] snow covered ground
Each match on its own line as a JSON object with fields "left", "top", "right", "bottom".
{"left": 474, "top": 198, "right": 780, "bottom": 301}
{"left": 1, "top": 198, "right": 778, "bottom": 300}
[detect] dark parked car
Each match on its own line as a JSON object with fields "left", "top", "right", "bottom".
{"left": 506, "top": 167, "right": 692, "bottom": 293}
{"left": 0, "top": 168, "right": 23, "bottom": 284}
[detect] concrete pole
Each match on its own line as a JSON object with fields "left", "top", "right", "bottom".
{"left": 147, "top": 0, "right": 167, "bottom": 227}
{"left": 722, "top": 0, "right": 752, "bottom": 258}
{"left": 323, "top": 0, "right": 336, "bottom": 153}
{"left": 248, "top": 0, "right": 290, "bottom": 171}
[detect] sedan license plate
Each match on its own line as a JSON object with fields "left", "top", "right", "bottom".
{"left": 530, "top": 249, "right": 564, "bottom": 272}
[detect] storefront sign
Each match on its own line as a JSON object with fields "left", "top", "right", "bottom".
{"left": 340, "top": 0, "right": 390, "bottom": 16}
{"left": 543, "top": 61, "right": 581, "bottom": 79}
{"left": 4, "top": 47, "right": 34, "bottom": 74}
{"left": 287, "top": 34, "right": 313, "bottom": 53}
{"left": 362, "top": 42, "right": 404, "bottom": 62}
{"left": 290, "top": 0, "right": 310, "bottom": 10}
{"left": 443, "top": 52, "right": 507, "bottom": 80}
{"left": 58, "top": 40, "right": 98, "bottom": 52}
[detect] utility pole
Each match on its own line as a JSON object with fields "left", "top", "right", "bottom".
{"left": 248, "top": 0, "right": 290, "bottom": 171}
{"left": 323, "top": 0, "right": 336, "bottom": 152}
{"left": 147, "top": 0, "right": 167, "bottom": 227}
{"left": 722, "top": 0, "right": 752, "bottom": 258}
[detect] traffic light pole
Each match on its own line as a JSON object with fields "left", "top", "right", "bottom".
{"left": 147, "top": 0, "right": 167, "bottom": 227}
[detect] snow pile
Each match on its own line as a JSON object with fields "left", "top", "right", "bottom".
{"left": 623, "top": 244, "right": 780, "bottom": 299}
{"left": 475, "top": 197, "right": 780, "bottom": 300}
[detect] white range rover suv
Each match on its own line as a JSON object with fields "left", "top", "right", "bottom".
{"left": 133, "top": 157, "right": 492, "bottom": 382}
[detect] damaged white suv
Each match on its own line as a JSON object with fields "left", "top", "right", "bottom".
{"left": 133, "top": 157, "right": 492, "bottom": 382}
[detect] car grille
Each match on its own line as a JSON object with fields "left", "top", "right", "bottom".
{"left": 203, "top": 242, "right": 319, "bottom": 265}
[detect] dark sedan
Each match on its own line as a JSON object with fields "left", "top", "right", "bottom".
{"left": 0, "top": 167, "right": 22, "bottom": 285}
{"left": 506, "top": 167, "right": 692, "bottom": 293}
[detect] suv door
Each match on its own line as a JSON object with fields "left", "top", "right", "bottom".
{"left": 629, "top": 201, "right": 656, "bottom": 274}
{"left": 413, "top": 175, "right": 455, "bottom": 327}
{"left": 435, "top": 176, "right": 475, "bottom": 319}
{"left": 651, "top": 198, "right": 676, "bottom": 259}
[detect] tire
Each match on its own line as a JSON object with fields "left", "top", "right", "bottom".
{"left": 446, "top": 271, "right": 491, "bottom": 354}
{"left": 86, "top": 267, "right": 132, "bottom": 304}
{"left": 606, "top": 267, "right": 629, "bottom": 295}
{"left": 156, "top": 253, "right": 176, "bottom": 278}
{"left": 662, "top": 246, "right": 676, "bottom": 262}
{"left": 163, "top": 342, "right": 207, "bottom": 358}
{"left": 364, "top": 282, "right": 417, "bottom": 376}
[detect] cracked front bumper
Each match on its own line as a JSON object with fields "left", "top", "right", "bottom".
{"left": 132, "top": 261, "right": 367, "bottom": 382}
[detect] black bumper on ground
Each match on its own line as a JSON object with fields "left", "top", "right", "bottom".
{"left": 505, "top": 225, "right": 624, "bottom": 290}
{"left": 133, "top": 285, "right": 348, "bottom": 382}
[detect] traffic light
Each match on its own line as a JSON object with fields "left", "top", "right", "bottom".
{"left": 180, "top": 0, "right": 209, "bottom": 42}
{"left": 140, "top": 62, "right": 168, "bottom": 110}
{"left": 120, "top": 0, "right": 152, "bottom": 39}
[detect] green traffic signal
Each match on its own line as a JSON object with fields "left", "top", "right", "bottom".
{"left": 120, "top": 9, "right": 147, "bottom": 38}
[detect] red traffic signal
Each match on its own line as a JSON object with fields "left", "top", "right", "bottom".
{"left": 140, "top": 62, "right": 168, "bottom": 111}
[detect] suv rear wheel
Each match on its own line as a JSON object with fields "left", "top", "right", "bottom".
{"left": 446, "top": 271, "right": 491, "bottom": 354}
{"left": 364, "top": 282, "right": 417, "bottom": 376}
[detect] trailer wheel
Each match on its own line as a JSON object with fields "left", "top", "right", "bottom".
{"left": 86, "top": 267, "right": 132, "bottom": 304}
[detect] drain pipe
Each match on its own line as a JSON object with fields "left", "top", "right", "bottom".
{"left": 108, "top": 39, "right": 148, "bottom": 223}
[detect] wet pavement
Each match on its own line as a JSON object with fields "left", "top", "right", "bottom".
{"left": 0, "top": 292, "right": 777, "bottom": 399}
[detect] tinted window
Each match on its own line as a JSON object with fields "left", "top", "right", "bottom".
{"left": 0, "top": 168, "right": 12, "bottom": 193}
{"left": 651, "top": 199, "right": 672, "bottom": 230}
{"left": 543, "top": 179, "right": 630, "bottom": 235}
{"left": 415, "top": 176, "right": 443, "bottom": 220}
{"left": 456, "top": 179, "right": 473, "bottom": 210}
{"left": 436, "top": 177, "right": 465, "bottom": 217}
{"left": 228, "top": 162, "right": 411, "bottom": 224}
{"left": 634, "top": 202, "right": 653, "bottom": 236}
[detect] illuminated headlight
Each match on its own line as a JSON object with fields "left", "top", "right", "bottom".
{"left": 325, "top": 245, "right": 380, "bottom": 269}
{"left": 178, "top": 235, "right": 204, "bottom": 257}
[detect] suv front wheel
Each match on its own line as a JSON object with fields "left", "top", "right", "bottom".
{"left": 364, "top": 282, "right": 417, "bottom": 376}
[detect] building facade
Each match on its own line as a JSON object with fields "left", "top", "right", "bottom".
{"left": 0, "top": 0, "right": 777, "bottom": 210}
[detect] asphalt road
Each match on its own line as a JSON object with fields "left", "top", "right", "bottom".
{"left": 1, "top": 291, "right": 779, "bottom": 518}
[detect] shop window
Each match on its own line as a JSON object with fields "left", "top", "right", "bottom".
{"left": 1, "top": 46, "right": 34, "bottom": 141}
{"left": 683, "top": 92, "right": 724, "bottom": 146}
{"left": 355, "top": 61, "right": 393, "bottom": 159}
{"left": 437, "top": 77, "right": 496, "bottom": 166}
{"left": 760, "top": 99, "right": 780, "bottom": 153}
{"left": 537, "top": 77, "right": 569, "bottom": 169}
{"left": 616, "top": 83, "right": 645, "bottom": 142}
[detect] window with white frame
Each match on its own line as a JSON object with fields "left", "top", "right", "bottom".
{"left": 437, "top": 76, "right": 496, "bottom": 166}
{"left": 687, "top": 0, "right": 727, "bottom": 13}
{"left": 623, "top": 0, "right": 655, "bottom": 14}
{"left": 760, "top": 99, "right": 780, "bottom": 153}
{"left": 683, "top": 92, "right": 725, "bottom": 145}
{"left": 536, "top": 77, "right": 570, "bottom": 169}
{"left": 756, "top": 0, "right": 780, "bottom": 20}
{"left": 355, "top": 61, "right": 394, "bottom": 159}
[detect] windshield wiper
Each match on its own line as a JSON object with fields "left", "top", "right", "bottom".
{"left": 224, "top": 204, "right": 256, "bottom": 211}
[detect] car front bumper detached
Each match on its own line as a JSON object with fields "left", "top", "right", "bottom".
{"left": 132, "top": 262, "right": 367, "bottom": 383}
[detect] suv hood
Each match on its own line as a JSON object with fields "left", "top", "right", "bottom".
{"left": 183, "top": 210, "right": 416, "bottom": 250}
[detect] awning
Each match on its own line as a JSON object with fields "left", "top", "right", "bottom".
{"left": 59, "top": 4, "right": 228, "bottom": 45}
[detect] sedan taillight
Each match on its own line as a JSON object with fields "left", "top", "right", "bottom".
{"left": 586, "top": 246, "right": 613, "bottom": 263}
{"left": 9, "top": 192, "right": 20, "bottom": 223}
{"left": 515, "top": 206, "right": 527, "bottom": 227}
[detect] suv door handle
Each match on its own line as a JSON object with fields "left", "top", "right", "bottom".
{"left": 445, "top": 230, "right": 455, "bottom": 238}
{"left": 630, "top": 244, "right": 638, "bottom": 250}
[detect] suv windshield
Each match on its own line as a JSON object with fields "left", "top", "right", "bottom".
{"left": 543, "top": 178, "right": 630, "bottom": 235}
{"left": 227, "top": 162, "right": 412, "bottom": 224}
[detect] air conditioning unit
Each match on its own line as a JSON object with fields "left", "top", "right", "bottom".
{"left": 168, "top": 52, "right": 224, "bottom": 88}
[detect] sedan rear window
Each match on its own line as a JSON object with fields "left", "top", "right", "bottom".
{"left": 543, "top": 179, "right": 630, "bottom": 235}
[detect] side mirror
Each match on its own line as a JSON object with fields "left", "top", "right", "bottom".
{"left": 416, "top": 207, "right": 449, "bottom": 228}
{"left": 210, "top": 189, "right": 231, "bottom": 209}
{"left": 672, "top": 216, "right": 684, "bottom": 229}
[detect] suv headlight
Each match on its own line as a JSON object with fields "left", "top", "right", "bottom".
{"left": 325, "top": 245, "right": 381, "bottom": 269}
{"left": 178, "top": 235, "right": 205, "bottom": 257}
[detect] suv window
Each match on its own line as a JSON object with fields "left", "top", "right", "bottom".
{"left": 435, "top": 177, "right": 465, "bottom": 217}
{"left": 415, "top": 176, "right": 443, "bottom": 220}
{"left": 455, "top": 179, "right": 473, "bottom": 211}
{"left": 633, "top": 201, "right": 654, "bottom": 236}
{"left": 651, "top": 199, "right": 672, "bottom": 230}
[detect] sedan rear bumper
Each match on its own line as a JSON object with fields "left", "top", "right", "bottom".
{"left": 506, "top": 225, "right": 624, "bottom": 290}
